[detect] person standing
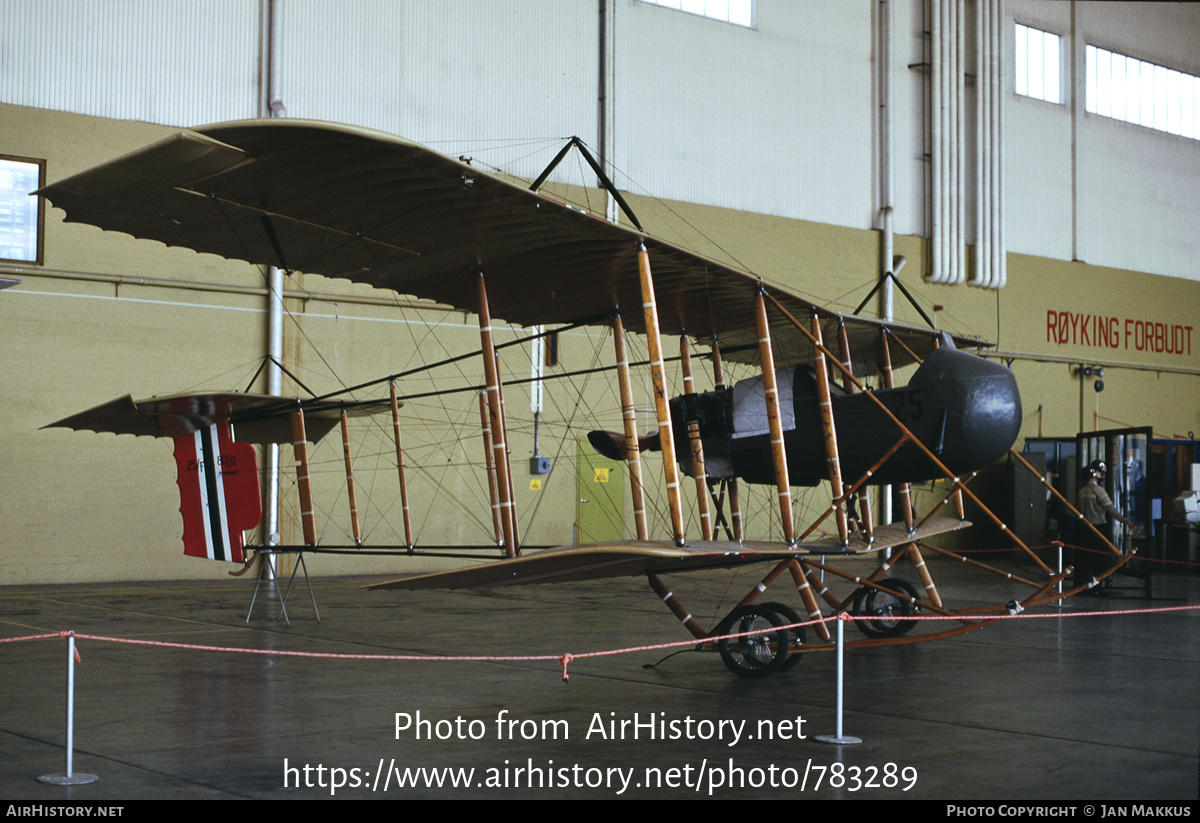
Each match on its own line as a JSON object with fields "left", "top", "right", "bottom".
{"left": 1075, "top": 460, "right": 1135, "bottom": 591}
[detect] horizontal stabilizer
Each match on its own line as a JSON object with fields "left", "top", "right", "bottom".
{"left": 44, "top": 392, "right": 392, "bottom": 445}
{"left": 369, "top": 517, "right": 970, "bottom": 590}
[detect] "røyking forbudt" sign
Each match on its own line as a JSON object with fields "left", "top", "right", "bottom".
{"left": 1046, "top": 310, "right": 1193, "bottom": 357}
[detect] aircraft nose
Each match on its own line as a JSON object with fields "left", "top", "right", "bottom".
{"left": 960, "top": 368, "right": 1023, "bottom": 460}
{"left": 910, "top": 348, "right": 1022, "bottom": 472}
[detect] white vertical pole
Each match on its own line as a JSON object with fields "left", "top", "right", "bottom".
{"left": 260, "top": 0, "right": 284, "bottom": 580}
{"left": 816, "top": 616, "right": 862, "bottom": 745}
{"left": 1057, "top": 541, "right": 1064, "bottom": 596}
{"left": 65, "top": 634, "right": 75, "bottom": 778}
{"left": 39, "top": 633, "right": 98, "bottom": 785}
{"left": 834, "top": 617, "right": 844, "bottom": 738}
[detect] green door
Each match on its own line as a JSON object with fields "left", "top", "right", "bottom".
{"left": 575, "top": 436, "right": 626, "bottom": 544}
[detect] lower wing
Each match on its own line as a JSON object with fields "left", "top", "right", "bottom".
{"left": 368, "top": 517, "right": 970, "bottom": 590}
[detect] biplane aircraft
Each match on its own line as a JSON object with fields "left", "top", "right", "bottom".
{"left": 41, "top": 120, "right": 1133, "bottom": 677}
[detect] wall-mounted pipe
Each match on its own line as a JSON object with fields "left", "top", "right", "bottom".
{"left": 972, "top": 0, "right": 1006, "bottom": 290}
{"left": 994, "top": 0, "right": 1006, "bottom": 289}
{"left": 930, "top": 0, "right": 943, "bottom": 283}
{"left": 957, "top": 0, "right": 966, "bottom": 284}
{"left": 974, "top": 0, "right": 990, "bottom": 288}
{"left": 879, "top": 0, "right": 896, "bottom": 528}
{"left": 880, "top": 0, "right": 895, "bottom": 321}
{"left": 259, "top": 0, "right": 285, "bottom": 557}
{"left": 952, "top": 0, "right": 965, "bottom": 285}
{"left": 931, "top": 0, "right": 1006, "bottom": 290}
{"left": 929, "top": 0, "right": 964, "bottom": 285}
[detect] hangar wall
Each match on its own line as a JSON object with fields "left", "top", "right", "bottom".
{"left": 1004, "top": 1, "right": 1200, "bottom": 280}
{"left": 1, "top": 1, "right": 1198, "bottom": 585}
{"left": 3, "top": 1, "right": 1198, "bottom": 278}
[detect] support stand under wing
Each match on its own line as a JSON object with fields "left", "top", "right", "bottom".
{"left": 245, "top": 546, "right": 321, "bottom": 624}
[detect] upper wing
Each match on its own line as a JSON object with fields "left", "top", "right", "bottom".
{"left": 39, "top": 119, "right": 986, "bottom": 374}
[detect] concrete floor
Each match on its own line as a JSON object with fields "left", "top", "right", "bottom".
{"left": 1, "top": 558, "right": 1198, "bottom": 800}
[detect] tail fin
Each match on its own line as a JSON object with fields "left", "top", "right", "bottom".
{"left": 172, "top": 421, "right": 262, "bottom": 562}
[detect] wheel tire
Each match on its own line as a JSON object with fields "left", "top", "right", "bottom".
{"left": 715, "top": 605, "right": 787, "bottom": 678}
{"left": 852, "top": 578, "right": 920, "bottom": 638}
{"left": 761, "top": 601, "right": 805, "bottom": 672}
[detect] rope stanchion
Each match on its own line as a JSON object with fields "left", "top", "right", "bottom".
{"left": 37, "top": 632, "right": 98, "bottom": 787}
{"left": 7, "top": 601, "right": 1196, "bottom": 787}
{"left": 815, "top": 612, "right": 861, "bottom": 746}
{"left": 1054, "top": 539, "right": 1065, "bottom": 597}
{"left": 3, "top": 603, "right": 1197, "bottom": 681}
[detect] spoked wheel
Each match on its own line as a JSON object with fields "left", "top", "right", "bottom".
{"left": 760, "top": 601, "right": 806, "bottom": 672}
{"left": 715, "top": 605, "right": 788, "bottom": 678}
{"left": 852, "top": 577, "right": 920, "bottom": 638}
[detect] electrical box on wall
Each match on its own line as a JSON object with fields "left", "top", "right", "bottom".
{"left": 530, "top": 457, "right": 551, "bottom": 474}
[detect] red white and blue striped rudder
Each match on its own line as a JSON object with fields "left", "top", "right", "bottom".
{"left": 172, "top": 420, "right": 262, "bottom": 562}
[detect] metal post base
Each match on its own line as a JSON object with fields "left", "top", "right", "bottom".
{"left": 38, "top": 772, "right": 99, "bottom": 785}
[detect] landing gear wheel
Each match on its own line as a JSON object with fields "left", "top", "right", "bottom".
{"left": 760, "top": 601, "right": 806, "bottom": 672}
{"left": 852, "top": 578, "right": 920, "bottom": 638}
{"left": 715, "top": 605, "right": 788, "bottom": 678}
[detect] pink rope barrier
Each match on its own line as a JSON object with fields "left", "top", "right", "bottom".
{"left": 4, "top": 603, "right": 1198, "bottom": 681}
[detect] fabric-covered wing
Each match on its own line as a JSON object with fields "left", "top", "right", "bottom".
{"left": 39, "top": 119, "right": 987, "bottom": 373}
{"left": 370, "top": 518, "right": 970, "bottom": 590}
{"left": 42, "top": 391, "right": 390, "bottom": 445}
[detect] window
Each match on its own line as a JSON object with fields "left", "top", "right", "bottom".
{"left": 640, "top": 0, "right": 753, "bottom": 28}
{"left": 1086, "top": 45, "right": 1198, "bottom": 140}
{"left": 0, "top": 155, "right": 44, "bottom": 264}
{"left": 1015, "top": 23, "right": 1062, "bottom": 104}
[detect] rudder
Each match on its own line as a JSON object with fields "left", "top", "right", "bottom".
{"left": 173, "top": 421, "right": 262, "bottom": 562}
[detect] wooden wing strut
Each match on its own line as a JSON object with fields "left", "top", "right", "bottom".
{"left": 639, "top": 244, "right": 685, "bottom": 545}
{"left": 290, "top": 409, "right": 318, "bottom": 547}
{"left": 340, "top": 409, "right": 363, "bottom": 545}
{"left": 710, "top": 340, "right": 744, "bottom": 542}
{"left": 754, "top": 290, "right": 794, "bottom": 544}
{"left": 478, "top": 271, "right": 517, "bottom": 556}
{"left": 613, "top": 315, "right": 648, "bottom": 540}
{"left": 810, "top": 313, "right": 849, "bottom": 547}
{"left": 680, "top": 335, "right": 713, "bottom": 540}
{"left": 389, "top": 381, "right": 415, "bottom": 549}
